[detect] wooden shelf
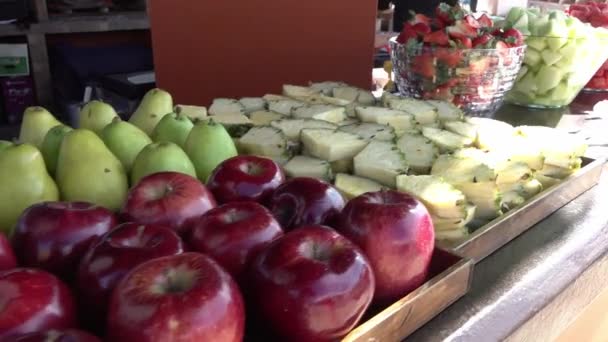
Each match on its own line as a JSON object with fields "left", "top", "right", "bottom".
{"left": 0, "top": 11, "right": 149, "bottom": 37}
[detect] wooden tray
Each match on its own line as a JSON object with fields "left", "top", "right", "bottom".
{"left": 438, "top": 156, "right": 605, "bottom": 263}
{"left": 341, "top": 248, "right": 473, "bottom": 342}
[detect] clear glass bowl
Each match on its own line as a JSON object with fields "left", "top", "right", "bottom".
{"left": 390, "top": 38, "right": 526, "bottom": 117}
{"left": 584, "top": 59, "right": 608, "bottom": 92}
{"left": 506, "top": 34, "right": 608, "bottom": 108}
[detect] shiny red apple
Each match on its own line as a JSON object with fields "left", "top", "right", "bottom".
{"left": 107, "top": 252, "right": 245, "bottom": 342}
{"left": 266, "top": 177, "right": 345, "bottom": 231}
{"left": 207, "top": 155, "right": 285, "bottom": 204}
{"left": 0, "top": 268, "right": 76, "bottom": 340}
{"left": 121, "top": 172, "right": 217, "bottom": 235}
{"left": 11, "top": 329, "right": 100, "bottom": 342}
{"left": 335, "top": 190, "right": 435, "bottom": 304}
{"left": 11, "top": 201, "right": 117, "bottom": 279}
{"left": 77, "top": 222, "right": 184, "bottom": 329}
{"left": 247, "top": 225, "right": 375, "bottom": 341}
{"left": 189, "top": 201, "right": 283, "bottom": 281}
{"left": 0, "top": 233, "right": 16, "bottom": 271}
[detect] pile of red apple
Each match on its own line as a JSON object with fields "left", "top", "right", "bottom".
{"left": 0, "top": 155, "right": 435, "bottom": 342}
{"left": 567, "top": 2, "right": 608, "bottom": 91}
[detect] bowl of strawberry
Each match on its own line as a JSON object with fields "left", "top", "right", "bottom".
{"left": 567, "top": 2, "right": 608, "bottom": 92}
{"left": 390, "top": 3, "right": 526, "bottom": 116}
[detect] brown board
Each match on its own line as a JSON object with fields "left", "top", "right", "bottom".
{"left": 148, "top": 0, "right": 378, "bottom": 105}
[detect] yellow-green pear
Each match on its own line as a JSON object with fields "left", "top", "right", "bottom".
{"left": 129, "top": 88, "right": 174, "bottom": 135}
{"left": 0, "top": 143, "right": 59, "bottom": 234}
{"left": 185, "top": 119, "right": 238, "bottom": 183}
{"left": 130, "top": 141, "right": 196, "bottom": 185}
{"left": 0, "top": 140, "right": 13, "bottom": 153}
{"left": 56, "top": 129, "right": 128, "bottom": 211}
{"left": 19, "top": 106, "right": 62, "bottom": 148}
{"left": 79, "top": 100, "right": 118, "bottom": 135}
{"left": 102, "top": 117, "right": 152, "bottom": 172}
{"left": 150, "top": 112, "right": 194, "bottom": 147}
{"left": 40, "top": 125, "right": 73, "bottom": 176}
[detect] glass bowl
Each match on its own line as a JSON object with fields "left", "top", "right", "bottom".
{"left": 584, "top": 59, "right": 608, "bottom": 92}
{"left": 389, "top": 37, "right": 526, "bottom": 117}
{"left": 506, "top": 34, "right": 608, "bottom": 108}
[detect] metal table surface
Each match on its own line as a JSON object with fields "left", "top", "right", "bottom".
{"left": 407, "top": 93, "right": 608, "bottom": 342}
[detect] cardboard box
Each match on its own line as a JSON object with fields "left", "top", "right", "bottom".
{"left": 0, "top": 44, "right": 29, "bottom": 77}
{"left": 1, "top": 76, "right": 35, "bottom": 124}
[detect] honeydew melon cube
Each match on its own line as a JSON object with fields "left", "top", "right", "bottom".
{"left": 524, "top": 49, "right": 542, "bottom": 66}
{"left": 527, "top": 8, "right": 541, "bottom": 16}
{"left": 530, "top": 15, "right": 550, "bottom": 36}
{"left": 515, "top": 72, "right": 538, "bottom": 93}
{"left": 559, "top": 43, "right": 577, "bottom": 62}
{"left": 536, "top": 65, "right": 563, "bottom": 94}
{"left": 516, "top": 65, "right": 528, "bottom": 82}
{"left": 548, "top": 82, "right": 571, "bottom": 103}
{"left": 541, "top": 50, "right": 562, "bottom": 66}
{"left": 526, "top": 37, "right": 547, "bottom": 51}
{"left": 513, "top": 14, "right": 529, "bottom": 33}
{"left": 546, "top": 35, "right": 569, "bottom": 52}
{"left": 506, "top": 7, "right": 525, "bottom": 24}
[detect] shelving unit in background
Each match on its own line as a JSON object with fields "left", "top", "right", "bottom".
{"left": 0, "top": 0, "right": 150, "bottom": 107}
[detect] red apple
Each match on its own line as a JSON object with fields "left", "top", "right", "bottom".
{"left": 11, "top": 329, "right": 100, "bottom": 342}
{"left": 0, "top": 233, "right": 16, "bottom": 271}
{"left": 0, "top": 268, "right": 76, "bottom": 340}
{"left": 189, "top": 201, "right": 283, "bottom": 281}
{"left": 207, "top": 155, "right": 285, "bottom": 204}
{"left": 247, "top": 225, "right": 375, "bottom": 341}
{"left": 77, "top": 223, "right": 184, "bottom": 328}
{"left": 335, "top": 190, "right": 434, "bottom": 304}
{"left": 121, "top": 172, "right": 217, "bottom": 235}
{"left": 12, "top": 201, "right": 117, "bottom": 279}
{"left": 107, "top": 252, "right": 245, "bottom": 342}
{"left": 266, "top": 177, "right": 345, "bottom": 231}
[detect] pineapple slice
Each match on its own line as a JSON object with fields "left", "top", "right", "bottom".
{"left": 465, "top": 117, "right": 514, "bottom": 151}
{"left": 270, "top": 119, "right": 337, "bottom": 141}
{"left": 538, "top": 159, "right": 582, "bottom": 179}
{"left": 495, "top": 161, "right": 533, "bottom": 185}
{"left": 267, "top": 99, "right": 306, "bottom": 115}
{"left": 396, "top": 175, "right": 469, "bottom": 219}
{"left": 174, "top": 104, "right": 207, "bottom": 121}
{"left": 209, "top": 98, "right": 246, "bottom": 116}
{"left": 422, "top": 127, "right": 474, "bottom": 153}
{"left": 354, "top": 140, "right": 408, "bottom": 187}
{"left": 283, "top": 156, "right": 333, "bottom": 182}
{"left": 498, "top": 178, "right": 543, "bottom": 200}
{"left": 250, "top": 110, "right": 284, "bottom": 126}
{"left": 387, "top": 98, "right": 438, "bottom": 126}
{"left": 330, "top": 158, "right": 354, "bottom": 174}
{"left": 435, "top": 226, "right": 469, "bottom": 241}
{"left": 206, "top": 113, "right": 252, "bottom": 138}
{"left": 454, "top": 181, "right": 503, "bottom": 221}
{"left": 536, "top": 174, "right": 562, "bottom": 188}
{"left": 238, "top": 126, "right": 293, "bottom": 164}
{"left": 355, "top": 107, "right": 416, "bottom": 136}
{"left": 443, "top": 121, "right": 477, "bottom": 141}
{"left": 396, "top": 133, "right": 439, "bottom": 174}
{"left": 334, "top": 173, "right": 384, "bottom": 200}
{"left": 426, "top": 100, "right": 464, "bottom": 123}
{"left": 300, "top": 128, "right": 368, "bottom": 162}
{"left": 339, "top": 123, "right": 395, "bottom": 141}
{"left": 432, "top": 204, "right": 476, "bottom": 231}
{"left": 238, "top": 98, "right": 266, "bottom": 113}
{"left": 332, "top": 86, "right": 376, "bottom": 106}
{"left": 337, "top": 118, "right": 360, "bottom": 126}
{"left": 309, "top": 81, "right": 348, "bottom": 96}
{"left": 282, "top": 84, "right": 319, "bottom": 99}
{"left": 500, "top": 191, "right": 526, "bottom": 212}
{"left": 431, "top": 155, "right": 497, "bottom": 184}
{"left": 292, "top": 104, "right": 346, "bottom": 123}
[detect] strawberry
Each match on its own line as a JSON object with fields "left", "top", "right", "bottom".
{"left": 502, "top": 28, "right": 524, "bottom": 47}
{"left": 588, "top": 77, "right": 607, "bottom": 89}
{"left": 477, "top": 14, "right": 493, "bottom": 28}
{"left": 469, "top": 57, "right": 491, "bottom": 74}
{"left": 412, "top": 22, "right": 432, "bottom": 36}
{"left": 472, "top": 34, "right": 493, "bottom": 48}
{"left": 412, "top": 54, "right": 436, "bottom": 79}
{"left": 423, "top": 30, "right": 450, "bottom": 46}
{"left": 436, "top": 49, "right": 462, "bottom": 67}
{"left": 464, "top": 15, "right": 481, "bottom": 29}
{"left": 411, "top": 13, "right": 432, "bottom": 26}
{"left": 447, "top": 20, "right": 478, "bottom": 39}
{"left": 569, "top": 9, "right": 589, "bottom": 21}
{"left": 396, "top": 23, "right": 418, "bottom": 44}
{"left": 495, "top": 40, "right": 513, "bottom": 66}
{"left": 454, "top": 36, "right": 473, "bottom": 49}
{"left": 435, "top": 3, "right": 454, "bottom": 26}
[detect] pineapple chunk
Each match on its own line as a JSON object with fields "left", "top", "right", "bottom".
{"left": 500, "top": 191, "right": 526, "bottom": 212}
{"left": 250, "top": 110, "right": 284, "bottom": 126}
{"left": 209, "top": 98, "right": 246, "bottom": 116}
{"left": 174, "top": 104, "right": 207, "bottom": 120}
{"left": 300, "top": 129, "right": 368, "bottom": 162}
{"left": 422, "top": 127, "right": 473, "bottom": 153}
{"left": 270, "top": 119, "right": 337, "bottom": 141}
{"left": 536, "top": 174, "right": 562, "bottom": 188}
{"left": 355, "top": 107, "right": 416, "bottom": 136}
{"left": 339, "top": 123, "right": 395, "bottom": 141}
{"left": 330, "top": 158, "right": 353, "bottom": 174}
{"left": 354, "top": 140, "right": 408, "bottom": 187}
{"left": 206, "top": 113, "right": 252, "bottom": 138}
{"left": 337, "top": 118, "right": 360, "bottom": 126}
{"left": 454, "top": 182, "right": 503, "bottom": 220}
{"left": 426, "top": 100, "right": 464, "bottom": 122}
{"left": 238, "top": 126, "right": 293, "bottom": 164}
{"left": 268, "top": 99, "right": 306, "bottom": 115}
{"left": 538, "top": 160, "right": 581, "bottom": 179}
{"left": 387, "top": 98, "right": 438, "bottom": 126}
{"left": 332, "top": 86, "right": 376, "bottom": 106}
{"left": 282, "top": 84, "right": 319, "bottom": 99}
{"left": 443, "top": 121, "right": 477, "bottom": 140}
{"left": 334, "top": 173, "right": 384, "bottom": 200}
{"left": 492, "top": 135, "right": 546, "bottom": 171}
{"left": 396, "top": 175, "right": 469, "bottom": 219}
{"left": 309, "top": 81, "right": 348, "bottom": 96}
{"left": 283, "top": 156, "right": 333, "bottom": 182}
{"left": 499, "top": 179, "right": 543, "bottom": 200}
{"left": 396, "top": 133, "right": 439, "bottom": 174}
{"left": 495, "top": 161, "right": 533, "bottom": 184}
{"left": 238, "top": 98, "right": 266, "bottom": 113}
{"left": 466, "top": 117, "right": 514, "bottom": 151}
{"left": 515, "top": 125, "right": 587, "bottom": 157}
{"left": 431, "top": 155, "right": 496, "bottom": 184}
{"left": 292, "top": 104, "right": 346, "bottom": 123}
{"left": 432, "top": 204, "right": 476, "bottom": 231}
{"left": 263, "top": 94, "right": 289, "bottom": 101}
{"left": 380, "top": 91, "right": 401, "bottom": 107}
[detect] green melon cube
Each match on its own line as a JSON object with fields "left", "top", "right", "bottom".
{"left": 536, "top": 65, "right": 563, "bottom": 94}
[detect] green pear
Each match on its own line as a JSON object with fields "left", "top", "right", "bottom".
{"left": 129, "top": 88, "right": 174, "bottom": 136}
{"left": 185, "top": 119, "right": 238, "bottom": 182}
{"left": 79, "top": 100, "right": 118, "bottom": 135}
{"left": 40, "top": 125, "right": 73, "bottom": 176}
{"left": 102, "top": 118, "right": 152, "bottom": 172}
{"left": 150, "top": 112, "right": 194, "bottom": 147}
{"left": 56, "top": 129, "right": 128, "bottom": 211}
{"left": 19, "top": 106, "right": 62, "bottom": 148}
{"left": 0, "top": 140, "right": 13, "bottom": 153}
{"left": 131, "top": 141, "right": 196, "bottom": 185}
{"left": 0, "top": 144, "right": 59, "bottom": 234}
